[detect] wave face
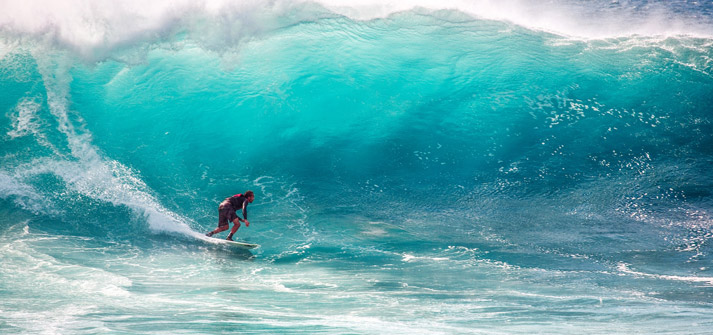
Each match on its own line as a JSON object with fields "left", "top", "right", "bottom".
{"left": 2, "top": 1, "right": 713, "bottom": 334}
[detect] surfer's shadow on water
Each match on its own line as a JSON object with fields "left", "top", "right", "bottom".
{"left": 203, "top": 244, "right": 257, "bottom": 261}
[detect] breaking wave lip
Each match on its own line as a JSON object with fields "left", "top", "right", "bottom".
{"left": 1, "top": 0, "right": 712, "bottom": 61}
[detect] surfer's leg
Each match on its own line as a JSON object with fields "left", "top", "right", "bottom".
{"left": 226, "top": 219, "right": 241, "bottom": 241}
{"left": 206, "top": 224, "right": 228, "bottom": 236}
{"left": 207, "top": 205, "right": 231, "bottom": 236}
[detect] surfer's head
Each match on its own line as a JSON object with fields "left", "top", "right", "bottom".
{"left": 245, "top": 190, "right": 255, "bottom": 203}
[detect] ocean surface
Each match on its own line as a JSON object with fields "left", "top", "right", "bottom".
{"left": 1, "top": 0, "right": 713, "bottom": 333}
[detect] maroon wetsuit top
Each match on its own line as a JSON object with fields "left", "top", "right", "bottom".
{"left": 225, "top": 194, "right": 249, "bottom": 221}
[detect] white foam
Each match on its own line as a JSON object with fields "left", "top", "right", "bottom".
{"left": 15, "top": 156, "right": 196, "bottom": 235}
{"left": 617, "top": 262, "right": 713, "bottom": 286}
{"left": 1, "top": 0, "right": 711, "bottom": 60}
{"left": 7, "top": 97, "right": 41, "bottom": 138}
{"left": 313, "top": 0, "right": 713, "bottom": 39}
{"left": 0, "top": 39, "right": 10, "bottom": 59}
{"left": 402, "top": 253, "right": 449, "bottom": 263}
{"left": 0, "top": 171, "right": 53, "bottom": 215}
{"left": 5, "top": 97, "right": 54, "bottom": 151}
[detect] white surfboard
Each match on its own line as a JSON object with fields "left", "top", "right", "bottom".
{"left": 221, "top": 239, "right": 259, "bottom": 249}
{"left": 196, "top": 233, "right": 260, "bottom": 249}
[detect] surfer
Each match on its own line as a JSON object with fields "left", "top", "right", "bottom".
{"left": 205, "top": 191, "right": 254, "bottom": 241}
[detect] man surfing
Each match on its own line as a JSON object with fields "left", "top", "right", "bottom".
{"left": 205, "top": 190, "right": 254, "bottom": 241}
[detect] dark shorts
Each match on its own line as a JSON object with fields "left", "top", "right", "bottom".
{"left": 218, "top": 201, "right": 237, "bottom": 227}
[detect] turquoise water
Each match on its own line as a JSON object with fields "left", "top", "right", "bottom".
{"left": 2, "top": 1, "right": 713, "bottom": 334}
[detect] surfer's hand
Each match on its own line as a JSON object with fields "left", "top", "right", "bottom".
{"left": 245, "top": 220, "right": 250, "bottom": 227}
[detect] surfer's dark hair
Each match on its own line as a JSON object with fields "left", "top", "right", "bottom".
{"left": 244, "top": 190, "right": 254, "bottom": 198}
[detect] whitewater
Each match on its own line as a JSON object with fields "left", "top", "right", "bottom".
{"left": 1, "top": 0, "right": 713, "bottom": 334}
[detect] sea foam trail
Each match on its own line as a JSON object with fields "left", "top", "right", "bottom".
{"left": 1, "top": 52, "right": 197, "bottom": 236}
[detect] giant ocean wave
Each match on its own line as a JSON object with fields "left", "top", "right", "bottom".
{"left": 1, "top": 1, "right": 713, "bottom": 334}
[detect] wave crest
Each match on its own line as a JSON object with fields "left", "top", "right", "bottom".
{"left": 2, "top": 0, "right": 712, "bottom": 61}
